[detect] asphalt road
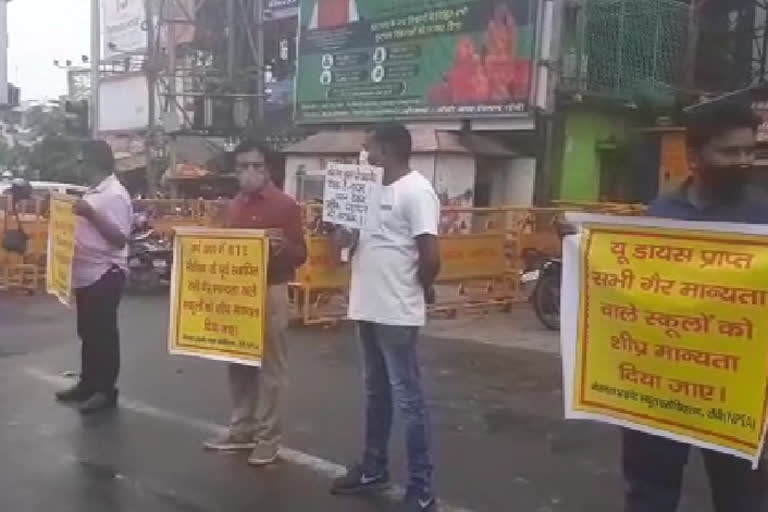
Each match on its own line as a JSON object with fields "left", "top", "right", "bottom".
{"left": 0, "top": 293, "right": 721, "bottom": 511}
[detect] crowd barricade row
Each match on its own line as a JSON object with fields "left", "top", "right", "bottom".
{"left": 0, "top": 197, "right": 649, "bottom": 325}
{"left": 0, "top": 197, "right": 49, "bottom": 293}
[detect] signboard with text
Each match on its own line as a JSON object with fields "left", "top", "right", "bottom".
{"left": 102, "top": 0, "right": 147, "bottom": 60}
{"left": 267, "top": 0, "right": 299, "bottom": 18}
{"left": 168, "top": 228, "right": 268, "bottom": 366}
{"left": 46, "top": 195, "right": 77, "bottom": 307}
{"left": 561, "top": 214, "right": 768, "bottom": 467}
{"left": 296, "top": 0, "right": 537, "bottom": 122}
{"left": 322, "top": 163, "right": 383, "bottom": 231}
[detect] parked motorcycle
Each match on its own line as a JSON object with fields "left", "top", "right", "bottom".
{"left": 531, "top": 256, "right": 561, "bottom": 331}
{"left": 127, "top": 213, "right": 172, "bottom": 293}
{"left": 528, "top": 221, "right": 568, "bottom": 331}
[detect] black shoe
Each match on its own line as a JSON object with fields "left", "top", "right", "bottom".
{"left": 79, "top": 391, "right": 118, "bottom": 414}
{"left": 55, "top": 384, "right": 93, "bottom": 403}
{"left": 330, "top": 464, "right": 390, "bottom": 495}
{"left": 402, "top": 487, "right": 437, "bottom": 512}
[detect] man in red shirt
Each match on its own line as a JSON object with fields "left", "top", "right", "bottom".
{"left": 203, "top": 139, "right": 306, "bottom": 466}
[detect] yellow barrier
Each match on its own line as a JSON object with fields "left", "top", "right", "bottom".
{"left": 290, "top": 236, "right": 351, "bottom": 325}
{"left": 0, "top": 196, "right": 648, "bottom": 311}
{"left": 0, "top": 198, "right": 49, "bottom": 293}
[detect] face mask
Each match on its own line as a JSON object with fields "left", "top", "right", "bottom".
{"left": 239, "top": 170, "right": 267, "bottom": 193}
{"left": 703, "top": 165, "right": 752, "bottom": 203}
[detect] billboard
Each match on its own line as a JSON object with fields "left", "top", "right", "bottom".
{"left": 268, "top": 0, "right": 300, "bottom": 19}
{"left": 99, "top": 74, "right": 155, "bottom": 132}
{"left": 295, "top": 0, "right": 537, "bottom": 123}
{"left": 102, "top": 0, "right": 147, "bottom": 60}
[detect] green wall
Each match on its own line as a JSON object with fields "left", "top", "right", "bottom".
{"left": 558, "top": 108, "right": 634, "bottom": 201}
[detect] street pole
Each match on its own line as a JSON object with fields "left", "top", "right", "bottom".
{"left": 227, "top": 0, "right": 236, "bottom": 80}
{"left": 533, "top": 0, "right": 556, "bottom": 205}
{"left": 0, "top": 0, "right": 8, "bottom": 106}
{"left": 90, "top": 0, "right": 100, "bottom": 137}
{"left": 684, "top": 0, "right": 699, "bottom": 91}
{"left": 167, "top": 6, "right": 178, "bottom": 197}
{"left": 145, "top": 0, "right": 157, "bottom": 195}
{"left": 255, "top": 0, "right": 265, "bottom": 121}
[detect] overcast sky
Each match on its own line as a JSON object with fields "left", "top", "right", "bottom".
{"left": 9, "top": 0, "right": 90, "bottom": 101}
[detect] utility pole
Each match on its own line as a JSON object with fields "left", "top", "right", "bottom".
{"left": 145, "top": 0, "right": 157, "bottom": 195}
{"left": 167, "top": 3, "right": 178, "bottom": 197}
{"left": 227, "top": 0, "right": 236, "bottom": 80}
{"left": 0, "top": 0, "right": 8, "bottom": 106}
{"left": 684, "top": 0, "right": 700, "bottom": 90}
{"left": 90, "top": 0, "right": 100, "bottom": 137}
{"left": 255, "top": 0, "right": 265, "bottom": 121}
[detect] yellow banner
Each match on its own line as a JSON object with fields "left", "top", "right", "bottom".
{"left": 46, "top": 195, "right": 76, "bottom": 306}
{"left": 438, "top": 234, "right": 506, "bottom": 281}
{"left": 573, "top": 224, "right": 768, "bottom": 460}
{"left": 168, "top": 228, "right": 267, "bottom": 366}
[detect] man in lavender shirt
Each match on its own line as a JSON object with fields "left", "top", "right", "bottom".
{"left": 55, "top": 140, "right": 133, "bottom": 414}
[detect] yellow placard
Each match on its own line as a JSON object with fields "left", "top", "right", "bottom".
{"left": 574, "top": 224, "right": 768, "bottom": 460}
{"left": 168, "top": 228, "right": 268, "bottom": 366}
{"left": 438, "top": 234, "right": 506, "bottom": 281}
{"left": 46, "top": 194, "right": 76, "bottom": 306}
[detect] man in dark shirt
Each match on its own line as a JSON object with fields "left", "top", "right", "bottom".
{"left": 624, "top": 101, "right": 768, "bottom": 512}
{"left": 203, "top": 139, "right": 307, "bottom": 466}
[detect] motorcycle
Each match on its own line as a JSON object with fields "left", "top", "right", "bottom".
{"left": 127, "top": 213, "right": 173, "bottom": 293}
{"left": 531, "top": 256, "right": 561, "bottom": 331}
{"left": 527, "top": 221, "right": 568, "bottom": 331}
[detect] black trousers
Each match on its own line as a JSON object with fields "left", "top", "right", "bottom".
{"left": 75, "top": 267, "right": 125, "bottom": 393}
{"left": 622, "top": 429, "right": 765, "bottom": 512}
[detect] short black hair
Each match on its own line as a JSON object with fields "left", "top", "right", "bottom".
{"left": 685, "top": 100, "right": 761, "bottom": 149}
{"left": 81, "top": 139, "right": 115, "bottom": 172}
{"left": 233, "top": 137, "right": 278, "bottom": 168}
{"left": 234, "top": 138, "right": 275, "bottom": 159}
{"left": 369, "top": 123, "right": 412, "bottom": 162}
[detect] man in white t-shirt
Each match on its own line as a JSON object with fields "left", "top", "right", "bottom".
{"left": 331, "top": 124, "right": 441, "bottom": 512}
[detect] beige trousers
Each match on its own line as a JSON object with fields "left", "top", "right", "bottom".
{"left": 227, "top": 284, "right": 289, "bottom": 443}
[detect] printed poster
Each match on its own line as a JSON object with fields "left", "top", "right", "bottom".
{"left": 168, "top": 227, "right": 268, "bottom": 366}
{"left": 561, "top": 214, "right": 768, "bottom": 467}
{"left": 46, "top": 194, "right": 77, "bottom": 306}
{"left": 322, "top": 163, "right": 383, "bottom": 231}
{"left": 296, "top": 0, "right": 537, "bottom": 122}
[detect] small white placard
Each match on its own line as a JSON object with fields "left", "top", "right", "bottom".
{"left": 322, "top": 163, "right": 383, "bottom": 231}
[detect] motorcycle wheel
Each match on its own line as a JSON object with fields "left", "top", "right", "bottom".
{"left": 533, "top": 272, "right": 561, "bottom": 331}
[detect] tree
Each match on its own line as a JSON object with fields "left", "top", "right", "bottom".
{"left": 2, "top": 105, "right": 86, "bottom": 184}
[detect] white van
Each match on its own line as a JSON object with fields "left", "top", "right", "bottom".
{"left": 0, "top": 180, "right": 87, "bottom": 197}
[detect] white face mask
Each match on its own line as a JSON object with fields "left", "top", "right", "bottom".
{"left": 359, "top": 150, "right": 369, "bottom": 165}
{"left": 239, "top": 169, "right": 267, "bottom": 193}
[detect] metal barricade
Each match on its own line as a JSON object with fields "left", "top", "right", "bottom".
{"left": 0, "top": 198, "right": 49, "bottom": 293}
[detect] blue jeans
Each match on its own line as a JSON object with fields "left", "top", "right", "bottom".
{"left": 358, "top": 321, "right": 434, "bottom": 495}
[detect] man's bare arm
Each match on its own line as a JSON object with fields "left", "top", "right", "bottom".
{"left": 416, "top": 233, "right": 440, "bottom": 291}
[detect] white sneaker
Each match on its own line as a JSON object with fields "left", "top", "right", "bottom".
{"left": 203, "top": 432, "right": 257, "bottom": 451}
{"left": 247, "top": 441, "right": 279, "bottom": 466}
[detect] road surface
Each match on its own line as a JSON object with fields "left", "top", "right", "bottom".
{"left": 0, "top": 294, "right": 719, "bottom": 511}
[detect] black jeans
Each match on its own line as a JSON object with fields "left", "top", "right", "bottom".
{"left": 75, "top": 267, "right": 125, "bottom": 393}
{"left": 622, "top": 429, "right": 765, "bottom": 512}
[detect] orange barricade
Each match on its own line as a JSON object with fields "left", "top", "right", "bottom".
{"left": 0, "top": 198, "right": 49, "bottom": 293}
{"left": 290, "top": 235, "right": 351, "bottom": 325}
{"left": 0, "top": 195, "right": 648, "bottom": 314}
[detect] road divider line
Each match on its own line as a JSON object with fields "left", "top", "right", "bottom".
{"left": 24, "top": 366, "right": 475, "bottom": 512}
